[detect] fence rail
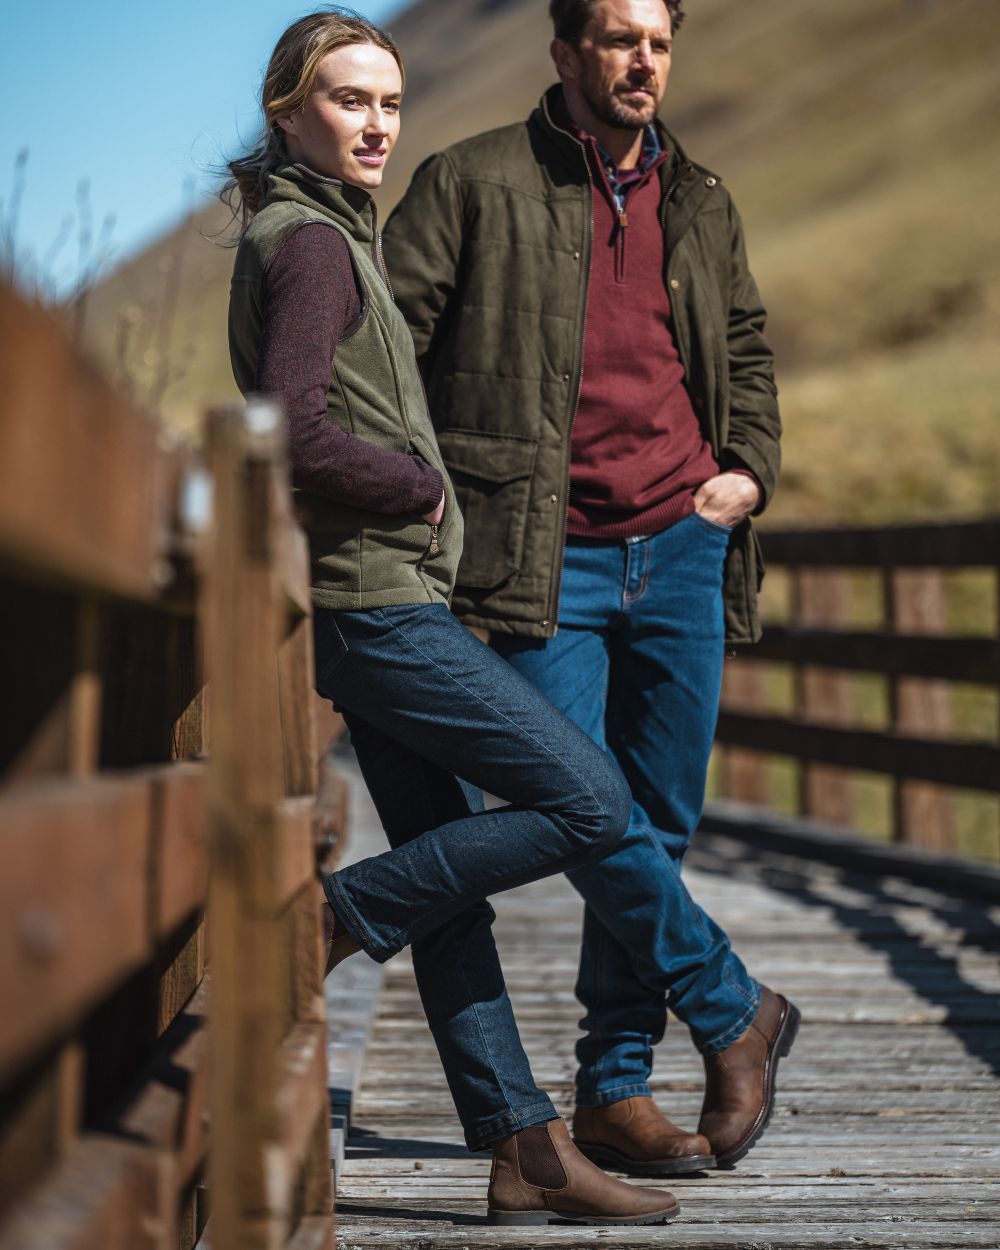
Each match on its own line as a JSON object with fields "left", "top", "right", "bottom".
{"left": 0, "top": 282, "right": 340, "bottom": 1250}
{"left": 716, "top": 520, "right": 1000, "bottom": 858}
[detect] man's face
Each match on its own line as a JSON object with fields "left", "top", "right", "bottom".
{"left": 559, "top": 0, "right": 673, "bottom": 130}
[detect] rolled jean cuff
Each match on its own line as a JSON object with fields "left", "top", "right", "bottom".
{"left": 465, "top": 1099, "right": 560, "bottom": 1153}
{"left": 321, "top": 872, "right": 390, "bottom": 963}
{"left": 696, "top": 981, "right": 762, "bottom": 1056}
{"left": 574, "top": 1081, "right": 652, "bottom": 1109}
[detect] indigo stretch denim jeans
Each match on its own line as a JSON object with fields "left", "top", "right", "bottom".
{"left": 313, "top": 601, "right": 631, "bottom": 1149}
{"left": 492, "top": 511, "right": 761, "bottom": 1107}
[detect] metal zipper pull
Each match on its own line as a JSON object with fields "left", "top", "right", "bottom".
{"left": 428, "top": 524, "right": 439, "bottom": 555}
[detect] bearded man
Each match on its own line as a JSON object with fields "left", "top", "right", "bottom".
{"left": 383, "top": 0, "right": 796, "bottom": 1176}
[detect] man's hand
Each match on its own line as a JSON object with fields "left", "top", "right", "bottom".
{"left": 421, "top": 490, "right": 446, "bottom": 526}
{"left": 693, "top": 472, "right": 760, "bottom": 528}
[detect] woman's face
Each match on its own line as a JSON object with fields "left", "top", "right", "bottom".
{"left": 278, "top": 43, "right": 402, "bottom": 189}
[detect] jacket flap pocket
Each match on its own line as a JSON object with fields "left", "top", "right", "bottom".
{"left": 435, "top": 430, "right": 537, "bottom": 484}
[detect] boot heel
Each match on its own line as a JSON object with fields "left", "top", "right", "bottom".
{"left": 777, "top": 1001, "right": 801, "bottom": 1057}
{"left": 488, "top": 1210, "right": 551, "bottom": 1226}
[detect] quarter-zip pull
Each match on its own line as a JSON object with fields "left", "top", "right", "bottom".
{"left": 615, "top": 208, "right": 628, "bottom": 283}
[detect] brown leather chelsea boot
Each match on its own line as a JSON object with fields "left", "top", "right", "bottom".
{"left": 698, "top": 985, "right": 800, "bottom": 1167}
{"left": 488, "top": 1117, "right": 679, "bottom": 1226}
{"left": 574, "top": 1096, "right": 715, "bottom": 1175}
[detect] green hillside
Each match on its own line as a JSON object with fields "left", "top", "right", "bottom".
{"left": 82, "top": 0, "right": 1000, "bottom": 524}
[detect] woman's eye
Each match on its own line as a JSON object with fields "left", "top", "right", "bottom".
{"left": 341, "top": 97, "right": 361, "bottom": 109}
{"left": 384, "top": 102, "right": 400, "bottom": 113}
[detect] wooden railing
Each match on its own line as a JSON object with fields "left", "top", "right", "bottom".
{"left": 716, "top": 521, "right": 1000, "bottom": 860}
{"left": 0, "top": 282, "right": 340, "bottom": 1249}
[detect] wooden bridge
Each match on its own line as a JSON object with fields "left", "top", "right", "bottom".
{"left": 1, "top": 278, "right": 998, "bottom": 1248}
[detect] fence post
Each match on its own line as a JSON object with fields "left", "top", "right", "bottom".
{"left": 205, "top": 401, "right": 333, "bottom": 1250}
{"left": 886, "top": 569, "right": 954, "bottom": 851}
{"left": 795, "top": 568, "right": 855, "bottom": 826}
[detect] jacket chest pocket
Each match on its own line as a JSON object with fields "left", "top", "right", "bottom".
{"left": 434, "top": 430, "right": 537, "bottom": 589}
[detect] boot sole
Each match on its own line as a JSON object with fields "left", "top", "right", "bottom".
{"left": 574, "top": 1140, "right": 716, "bottom": 1176}
{"left": 488, "top": 1202, "right": 680, "bottom": 1226}
{"left": 714, "top": 997, "right": 801, "bottom": 1168}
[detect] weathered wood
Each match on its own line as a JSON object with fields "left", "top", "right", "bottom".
{"left": 151, "top": 763, "right": 207, "bottom": 936}
{"left": 743, "top": 625, "right": 1000, "bottom": 683}
{"left": 332, "top": 755, "right": 1000, "bottom": 1250}
{"left": 795, "top": 568, "right": 855, "bottom": 827}
{"left": 279, "top": 616, "right": 319, "bottom": 798}
{"left": 760, "top": 520, "right": 1000, "bottom": 569}
{"left": 205, "top": 402, "right": 331, "bottom": 1249}
{"left": 888, "top": 570, "right": 955, "bottom": 852}
{"left": 0, "top": 777, "right": 153, "bottom": 1079}
{"left": 0, "top": 1136, "right": 176, "bottom": 1250}
{"left": 0, "top": 284, "right": 168, "bottom": 601}
{"left": 715, "top": 712, "right": 1000, "bottom": 793}
{"left": 719, "top": 660, "right": 771, "bottom": 807}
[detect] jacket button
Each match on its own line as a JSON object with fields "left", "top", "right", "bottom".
{"left": 573, "top": 251, "right": 581, "bottom": 260}
{"left": 549, "top": 494, "right": 558, "bottom": 503}
{"left": 541, "top": 619, "right": 550, "bottom": 627}
{"left": 669, "top": 278, "right": 680, "bottom": 290}
{"left": 563, "top": 372, "right": 571, "bottom": 381}
{"left": 706, "top": 176, "right": 718, "bottom": 187}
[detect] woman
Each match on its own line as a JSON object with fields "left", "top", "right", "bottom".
{"left": 225, "top": 8, "right": 678, "bottom": 1227}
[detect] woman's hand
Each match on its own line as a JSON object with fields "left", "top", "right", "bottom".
{"left": 421, "top": 490, "right": 446, "bottom": 526}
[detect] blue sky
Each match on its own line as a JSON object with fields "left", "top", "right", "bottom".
{"left": 1, "top": 0, "right": 406, "bottom": 290}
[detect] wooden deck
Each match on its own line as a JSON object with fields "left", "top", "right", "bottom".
{"left": 329, "top": 757, "right": 1000, "bottom": 1248}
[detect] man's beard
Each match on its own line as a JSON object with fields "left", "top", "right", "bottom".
{"left": 581, "top": 77, "right": 657, "bottom": 131}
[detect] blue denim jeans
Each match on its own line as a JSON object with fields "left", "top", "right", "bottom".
{"left": 492, "top": 511, "right": 761, "bottom": 1107}
{"left": 313, "top": 601, "right": 631, "bottom": 1149}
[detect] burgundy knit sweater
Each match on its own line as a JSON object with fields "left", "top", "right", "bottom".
{"left": 565, "top": 131, "right": 719, "bottom": 539}
{"left": 255, "top": 223, "right": 444, "bottom": 517}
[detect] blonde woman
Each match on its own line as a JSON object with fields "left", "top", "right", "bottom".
{"left": 224, "top": 6, "right": 679, "bottom": 1228}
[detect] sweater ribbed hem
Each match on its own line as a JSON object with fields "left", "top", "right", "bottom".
{"left": 565, "top": 489, "right": 695, "bottom": 541}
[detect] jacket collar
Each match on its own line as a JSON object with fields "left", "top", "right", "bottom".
{"left": 261, "top": 163, "right": 375, "bottom": 244}
{"left": 531, "top": 84, "right": 718, "bottom": 205}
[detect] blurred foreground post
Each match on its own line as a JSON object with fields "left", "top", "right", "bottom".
{"left": 206, "top": 402, "right": 333, "bottom": 1250}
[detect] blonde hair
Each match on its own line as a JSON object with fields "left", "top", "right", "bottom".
{"left": 221, "top": 7, "right": 404, "bottom": 233}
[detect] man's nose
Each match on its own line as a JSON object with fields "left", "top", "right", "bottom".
{"left": 633, "top": 39, "right": 654, "bottom": 73}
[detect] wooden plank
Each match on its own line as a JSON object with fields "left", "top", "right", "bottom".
{"left": 0, "top": 777, "right": 153, "bottom": 1078}
{"left": 151, "top": 763, "right": 207, "bottom": 936}
{"left": 275, "top": 1020, "right": 330, "bottom": 1185}
{"left": 156, "top": 917, "right": 205, "bottom": 1039}
{"left": 744, "top": 626, "right": 1000, "bottom": 683}
{"left": 888, "top": 570, "right": 954, "bottom": 852}
{"left": 760, "top": 520, "right": 1000, "bottom": 569}
{"left": 0, "top": 1043, "right": 83, "bottom": 1222}
{"left": 113, "top": 985, "right": 210, "bottom": 1191}
{"left": 715, "top": 712, "right": 1000, "bottom": 792}
{"left": 0, "top": 1136, "right": 176, "bottom": 1250}
{"left": 277, "top": 798, "right": 318, "bottom": 911}
{"left": 278, "top": 614, "right": 319, "bottom": 798}
{"left": 0, "top": 282, "right": 169, "bottom": 601}
{"left": 796, "top": 569, "right": 855, "bottom": 827}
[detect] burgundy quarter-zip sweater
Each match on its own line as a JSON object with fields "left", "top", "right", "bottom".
{"left": 565, "top": 131, "right": 719, "bottom": 540}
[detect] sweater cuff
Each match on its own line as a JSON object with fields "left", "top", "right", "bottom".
{"left": 410, "top": 461, "right": 445, "bottom": 516}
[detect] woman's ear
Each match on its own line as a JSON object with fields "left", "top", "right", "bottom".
{"left": 275, "top": 114, "right": 297, "bottom": 138}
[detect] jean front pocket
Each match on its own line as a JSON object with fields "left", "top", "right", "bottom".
{"left": 691, "top": 509, "right": 734, "bottom": 538}
{"left": 312, "top": 609, "right": 350, "bottom": 692}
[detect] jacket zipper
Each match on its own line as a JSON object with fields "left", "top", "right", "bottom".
{"left": 544, "top": 120, "right": 594, "bottom": 638}
{"left": 368, "top": 199, "right": 395, "bottom": 299}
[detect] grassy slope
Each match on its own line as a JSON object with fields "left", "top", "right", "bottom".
{"left": 84, "top": 0, "right": 1000, "bottom": 524}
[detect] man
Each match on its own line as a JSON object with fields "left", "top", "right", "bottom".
{"left": 383, "top": 0, "right": 796, "bottom": 1176}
